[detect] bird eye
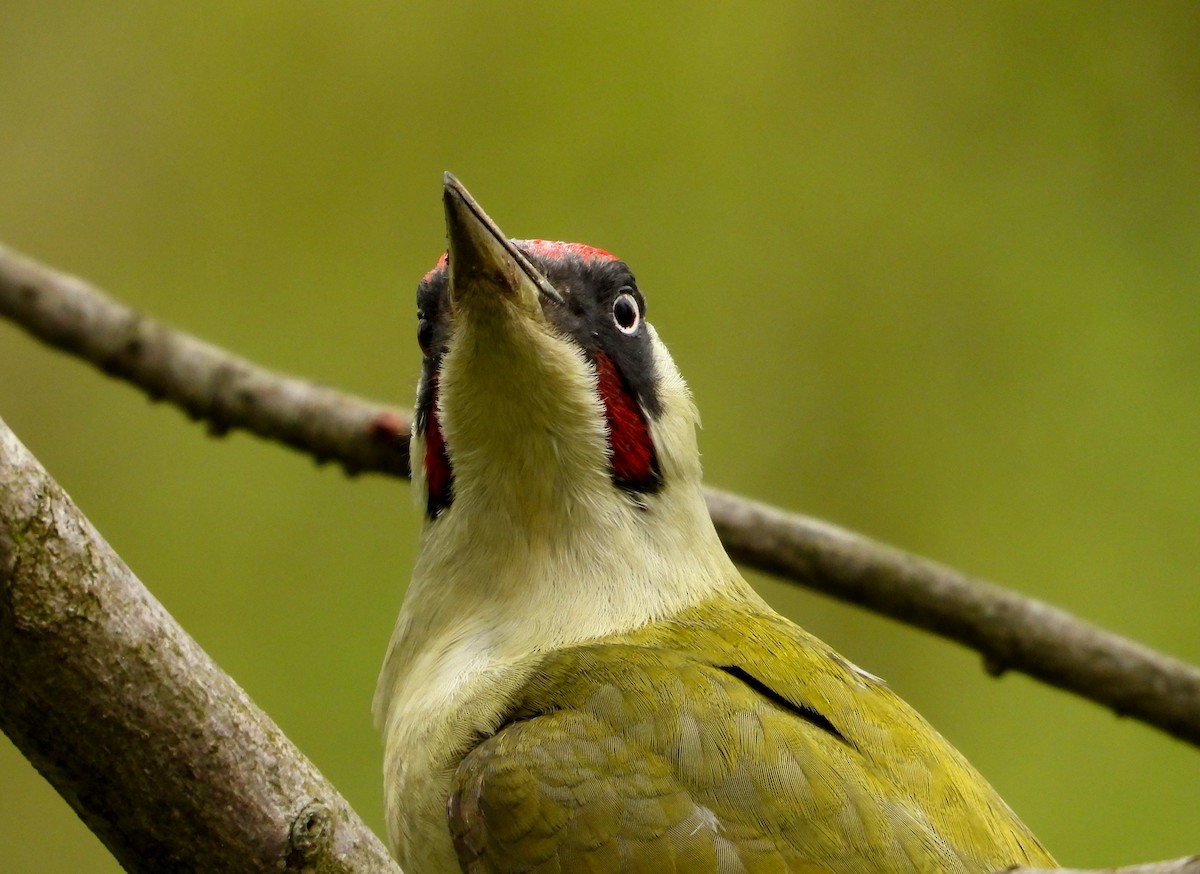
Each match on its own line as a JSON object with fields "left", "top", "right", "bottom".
{"left": 612, "top": 292, "right": 640, "bottom": 335}
{"left": 417, "top": 312, "right": 434, "bottom": 356}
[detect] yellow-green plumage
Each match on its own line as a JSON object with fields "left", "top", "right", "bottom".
{"left": 449, "top": 600, "right": 1052, "bottom": 873}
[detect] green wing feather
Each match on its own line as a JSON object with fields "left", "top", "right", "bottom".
{"left": 448, "top": 600, "right": 1055, "bottom": 873}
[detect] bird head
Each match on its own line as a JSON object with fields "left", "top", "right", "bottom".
{"left": 412, "top": 175, "right": 705, "bottom": 530}
{"left": 388, "top": 175, "right": 753, "bottom": 673}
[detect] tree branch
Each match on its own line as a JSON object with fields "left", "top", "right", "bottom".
{"left": 4, "top": 242, "right": 1200, "bottom": 754}
{"left": 707, "top": 490, "right": 1200, "bottom": 747}
{"left": 0, "top": 244, "right": 411, "bottom": 478}
{"left": 0, "top": 415, "right": 400, "bottom": 872}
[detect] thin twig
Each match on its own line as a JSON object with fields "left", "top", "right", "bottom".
{"left": 4, "top": 242, "right": 1200, "bottom": 750}
{"left": 0, "top": 244, "right": 411, "bottom": 477}
{"left": 0, "top": 416, "right": 401, "bottom": 873}
{"left": 707, "top": 490, "right": 1200, "bottom": 747}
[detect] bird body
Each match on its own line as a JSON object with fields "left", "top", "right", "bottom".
{"left": 375, "top": 175, "right": 1055, "bottom": 873}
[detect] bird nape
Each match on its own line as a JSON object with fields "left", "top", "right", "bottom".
{"left": 373, "top": 174, "right": 1056, "bottom": 874}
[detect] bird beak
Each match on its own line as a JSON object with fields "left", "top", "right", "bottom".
{"left": 442, "top": 173, "right": 565, "bottom": 316}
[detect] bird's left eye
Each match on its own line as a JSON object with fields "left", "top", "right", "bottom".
{"left": 612, "top": 292, "right": 640, "bottom": 335}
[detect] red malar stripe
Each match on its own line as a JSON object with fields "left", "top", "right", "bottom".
{"left": 423, "top": 384, "right": 453, "bottom": 516}
{"left": 594, "top": 352, "right": 658, "bottom": 491}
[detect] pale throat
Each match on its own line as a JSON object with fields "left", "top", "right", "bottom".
{"left": 400, "top": 451, "right": 745, "bottom": 687}
{"left": 433, "top": 306, "right": 615, "bottom": 512}
{"left": 390, "top": 305, "right": 750, "bottom": 695}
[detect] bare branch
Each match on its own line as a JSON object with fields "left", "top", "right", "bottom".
{"left": 0, "top": 244, "right": 411, "bottom": 478}
{"left": 4, "top": 242, "right": 1200, "bottom": 751}
{"left": 0, "top": 416, "right": 400, "bottom": 873}
{"left": 707, "top": 489, "right": 1200, "bottom": 748}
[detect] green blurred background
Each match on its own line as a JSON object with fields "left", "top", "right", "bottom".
{"left": 2, "top": 3, "right": 1198, "bottom": 870}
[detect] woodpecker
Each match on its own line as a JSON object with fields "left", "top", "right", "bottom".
{"left": 374, "top": 174, "right": 1055, "bottom": 873}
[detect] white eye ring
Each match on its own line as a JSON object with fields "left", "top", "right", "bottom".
{"left": 612, "top": 292, "right": 640, "bottom": 334}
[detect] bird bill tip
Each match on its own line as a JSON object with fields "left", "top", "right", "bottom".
{"left": 441, "top": 175, "right": 564, "bottom": 311}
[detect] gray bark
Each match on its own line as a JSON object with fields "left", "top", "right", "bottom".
{"left": 0, "top": 417, "right": 399, "bottom": 873}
